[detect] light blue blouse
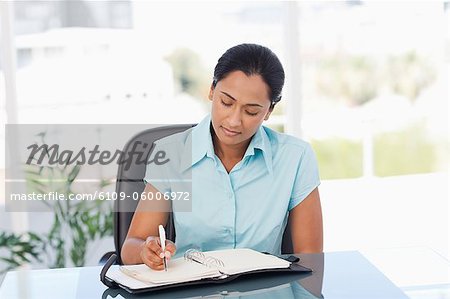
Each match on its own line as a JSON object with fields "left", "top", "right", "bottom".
{"left": 144, "top": 114, "right": 320, "bottom": 258}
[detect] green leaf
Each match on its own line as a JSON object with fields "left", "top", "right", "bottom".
{"left": 0, "top": 257, "right": 20, "bottom": 267}
{"left": 29, "top": 179, "right": 48, "bottom": 190}
{"left": 28, "top": 232, "right": 42, "bottom": 241}
{"left": 15, "top": 251, "right": 31, "bottom": 263}
{"left": 24, "top": 168, "right": 41, "bottom": 176}
{"left": 67, "top": 165, "right": 81, "bottom": 183}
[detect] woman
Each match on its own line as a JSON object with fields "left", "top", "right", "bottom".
{"left": 121, "top": 44, "right": 323, "bottom": 270}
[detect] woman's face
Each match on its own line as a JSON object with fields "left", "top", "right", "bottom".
{"left": 209, "top": 70, "right": 272, "bottom": 148}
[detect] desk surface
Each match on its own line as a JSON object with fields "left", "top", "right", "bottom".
{"left": 0, "top": 250, "right": 444, "bottom": 299}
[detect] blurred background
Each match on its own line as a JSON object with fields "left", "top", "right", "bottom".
{"left": 0, "top": 0, "right": 448, "bottom": 283}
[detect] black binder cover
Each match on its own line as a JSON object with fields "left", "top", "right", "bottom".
{"left": 100, "top": 253, "right": 313, "bottom": 294}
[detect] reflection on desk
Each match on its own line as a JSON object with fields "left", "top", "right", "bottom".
{"left": 101, "top": 273, "right": 321, "bottom": 299}
{"left": 0, "top": 251, "right": 409, "bottom": 299}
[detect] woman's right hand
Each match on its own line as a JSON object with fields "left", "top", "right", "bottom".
{"left": 140, "top": 236, "right": 177, "bottom": 270}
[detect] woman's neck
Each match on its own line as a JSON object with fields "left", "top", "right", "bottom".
{"left": 211, "top": 127, "right": 250, "bottom": 165}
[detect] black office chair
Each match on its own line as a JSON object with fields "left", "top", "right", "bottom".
{"left": 100, "top": 124, "right": 293, "bottom": 265}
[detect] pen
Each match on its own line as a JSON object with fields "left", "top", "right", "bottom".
{"left": 158, "top": 224, "right": 168, "bottom": 271}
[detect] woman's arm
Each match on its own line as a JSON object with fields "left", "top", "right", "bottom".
{"left": 121, "top": 183, "right": 175, "bottom": 268}
{"left": 289, "top": 187, "right": 323, "bottom": 253}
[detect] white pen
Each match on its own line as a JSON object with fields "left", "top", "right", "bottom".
{"left": 158, "top": 224, "right": 168, "bottom": 271}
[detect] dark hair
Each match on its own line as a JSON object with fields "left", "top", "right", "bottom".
{"left": 212, "top": 43, "right": 285, "bottom": 109}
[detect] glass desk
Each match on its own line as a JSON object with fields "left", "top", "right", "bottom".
{"left": 361, "top": 247, "right": 450, "bottom": 299}
{"left": 1, "top": 249, "right": 448, "bottom": 299}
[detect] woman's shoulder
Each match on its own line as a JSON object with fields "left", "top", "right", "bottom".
{"left": 150, "top": 128, "right": 194, "bottom": 166}
{"left": 262, "top": 126, "right": 317, "bottom": 167}
{"left": 154, "top": 126, "right": 194, "bottom": 147}
{"left": 262, "top": 126, "right": 312, "bottom": 152}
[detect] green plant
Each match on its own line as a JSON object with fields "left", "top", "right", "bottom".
{"left": 0, "top": 232, "right": 44, "bottom": 275}
{"left": 29, "top": 165, "right": 112, "bottom": 268}
{"left": 0, "top": 133, "right": 113, "bottom": 272}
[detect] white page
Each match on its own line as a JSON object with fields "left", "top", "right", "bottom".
{"left": 107, "top": 266, "right": 157, "bottom": 290}
{"left": 205, "top": 248, "right": 291, "bottom": 275}
{"left": 119, "top": 257, "right": 221, "bottom": 285}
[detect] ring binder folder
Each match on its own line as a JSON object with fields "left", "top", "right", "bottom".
{"left": 100, "top": 248, "right": 313, "bottom": 294}
{"left": 100, "top": 253, "right": 119, "bottom": 289}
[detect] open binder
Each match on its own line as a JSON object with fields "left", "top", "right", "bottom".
{"left": 100, "top": 248, "right": 313, "bottom": 294}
